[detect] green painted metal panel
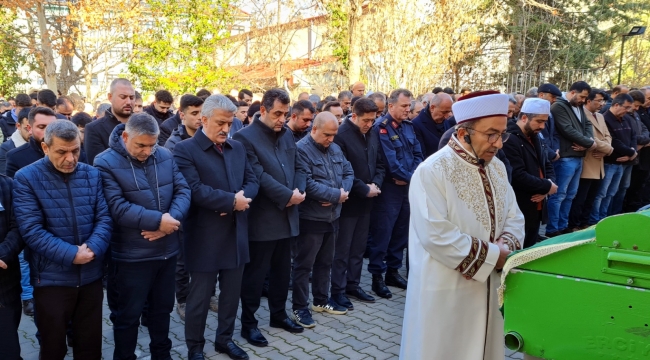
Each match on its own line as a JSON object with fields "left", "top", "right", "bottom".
{"left": 504, "top": 270, "right": 650, "bottom": 360}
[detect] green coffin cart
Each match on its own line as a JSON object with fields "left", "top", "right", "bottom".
{"left": 501, "top": 210, "right": 650, "bottom": 360}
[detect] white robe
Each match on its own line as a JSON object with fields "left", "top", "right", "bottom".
{"left": 400, "top": 136, "right": 525, "bottom": 360}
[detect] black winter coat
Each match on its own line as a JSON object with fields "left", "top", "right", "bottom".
{"left": 0, "top": 174, "right": 23, "bottom": 305}
{"left": 6, "top": 137, "right": 44, "bottom": 178}
{"left": 0, "top": 111, "right": 16, "bottom": 142}
{"left": 158, "top": 112, "right": 181, "bottom": 146}
{"left": 232, "top": 114, "right": 307, "bottom": 241}
{"left": 94, "top": 124, "right": 191, "bottom": 262}
{"left": 174, "top": 130, "right": 259, "bottom": 271}
{"left": 333, "top": 118, "right": 386, "bottom": 216}
{"left": 85, "top": 108, "right": 121, "bottom": 166}
{"left": 502, "top": 121, "right": 556, "bottom": 223}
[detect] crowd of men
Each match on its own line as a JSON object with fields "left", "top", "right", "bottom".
{"left": 0, "top": 78, "right": 649, "bottom": 360}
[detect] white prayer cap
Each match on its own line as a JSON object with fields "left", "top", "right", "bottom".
{"left": 452, "top": 90, "right": 509, "bottom": 124}
{"left": 520, "top": 98, "right": 550, "bottom": 115}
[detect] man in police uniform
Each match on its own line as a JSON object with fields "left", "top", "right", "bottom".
{"left": 368, "top": 89, "right": 423, "bottom": 299}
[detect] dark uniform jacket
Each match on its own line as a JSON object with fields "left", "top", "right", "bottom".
{"left": 333, "top": 118, "right": 385, "bottom": 216}
{"left": 232, "top": 114, "right": 307, "bottom": 241}
{"left": 174, "top": 129, "right": 259, "bottom": 271}
{"left": 374, "top": 114, "right": 423, "bottom": 184}
{"left": 502, "top": 121, "right": 556, "bottom": 223}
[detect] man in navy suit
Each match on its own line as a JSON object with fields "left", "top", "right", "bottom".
{"left": 174, "top": 95, "right": 259, "bottom": 360}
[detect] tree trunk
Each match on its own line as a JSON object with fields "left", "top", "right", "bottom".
{"left": 85, "top": 68, "right": 93, "bottom": 101}
{"left": 35, "top": 2, "right": 58, "bottom": 94}
{"left": 347, "top": 0, "right": 363, "bottom": 85}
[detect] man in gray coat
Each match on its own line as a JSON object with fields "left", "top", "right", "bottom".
{"left": 291, "top": 112, "right": 354, "bottom": 328}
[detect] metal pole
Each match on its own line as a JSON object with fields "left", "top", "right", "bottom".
{"left": 618, "top": 35, "right": 626, "bottom": 85}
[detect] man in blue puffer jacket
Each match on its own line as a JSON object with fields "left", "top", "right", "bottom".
{"left": 13, "top": 120, "right": 112, "bottom": 360}
{"left": 94, "top": 112, "right": 191, "bottom": 360}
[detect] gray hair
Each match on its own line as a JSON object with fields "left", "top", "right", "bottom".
{"left": 202, "top": 94, "right": 237, "bottom": 119}
{"left": 508, "top": 95, "right": 518, "bottom": 105}
{"left": 368, "top": 92, "right": 387, "bottom": 103}
{"left": 309, "top": 94, "right": 321, "bottom": 103}
{"left": 338, "top": 91, "right": 352, "bottom": 100}
{"left": 96, "top": 103, "right": 111, "bottom": 118}
{"left": 525, "top": 87, "right": 538, "bottom": 98}
{"left": 125, "top": 112, "right": 160, "bottom": 138}
{"left": 388, "top": 89, "right": 413, "bottom": 104}
{"left": 44, "top": 119, "right": 80, "bottom": 146}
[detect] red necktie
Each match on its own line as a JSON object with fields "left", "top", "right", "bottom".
{"left": 216, "top": 144, "right": 223, "bottom": 153}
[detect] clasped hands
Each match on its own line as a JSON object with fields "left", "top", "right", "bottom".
{"left": 142, "top": 213, "right": 180, "bottom": 241}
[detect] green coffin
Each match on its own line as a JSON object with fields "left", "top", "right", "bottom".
{"left": 502, "top": 211, "right": 650, "bottom": 360}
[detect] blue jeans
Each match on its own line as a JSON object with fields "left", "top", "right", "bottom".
{"left": 589, "top": 163, "right": 624, "bottom": 224}
{"left": 18, "top": 250, "right": 33, "bottom": 300}
{"left": 547, "top": 157, "right": 583, "bottom": 233}
{"left": 610, "top": 164, "right": 633, "bottom": 215}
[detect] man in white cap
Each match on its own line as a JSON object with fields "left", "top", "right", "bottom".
{"left": 502, "top": 98, "right": 558, "bottom": 248}
{"left": 400, "top": 90, "right": 525, "bottom": 360}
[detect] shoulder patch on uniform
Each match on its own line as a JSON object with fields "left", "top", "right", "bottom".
{"left": 379, "top": 128, "right": 388, "bottom": 135}
{"left": 390, "top": 135, "right": 399, "bottom": 141}
{"left": 381, "top": 118, "right": 388, "bottom": 126}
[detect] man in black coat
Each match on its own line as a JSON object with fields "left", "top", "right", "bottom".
{"left": 0, "top": 174, "right": 24, "bottom": 360}
{"left": 143, "top": 89, "right": 175, "bottom": 125}
{"left": 331, "top": 98, "right": 385, "bottom": 309}
{"left": 175, "top": 95, "right": 259, "bottom": 360}
{"left": 5, "top": 107, "right": 56, "bottom": 178}
{"left": 84, "top": 78, "right": 135, "bottom": 165}
{"left": 412, "top": 93, "right": 454, "bottom": 158}
{"left": 232, "top": 88, "right": 307, "bottom": 346}
{"left": 502, "top": 99, "right": 557, "bottom": 248}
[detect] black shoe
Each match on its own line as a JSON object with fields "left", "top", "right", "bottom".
{"left": 215, "top": 341, "right": 249, "bottom": 360}
{"left": 22, "top": 299, "right": 34, "bottom": 317}
{"left": 385, "top": 268, "right": 408, "bottom": 290}
{"left": 346, "top": 287, "right": 375, "bottom": 303}
{"left": 241, "top": 327, "right": 268, "bottom": 347}
{"left": 269, "top": 317, "right": 305, "bottom": 333}
{"left": 188, "top": 353, "right": 205, "bottom": 360}
{"left": 331, "top": 293, "right": 354, "bottom": 310}
{"left": 545, "top": 231, "right": 560, "bottom": 238}
{"left": 371, "top": 274, "right": 392, "bottom": 299}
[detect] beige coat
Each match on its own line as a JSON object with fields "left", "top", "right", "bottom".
{"left": 581, "top": 111, "right": 613, "bottom": 179}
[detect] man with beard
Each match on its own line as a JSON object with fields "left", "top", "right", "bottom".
{"left": 412, "top": 93, "right": 453, "bottom": 158}
{"left": 6, "top": 107, "right": 56, "bottom": 178}
{"left": 546, "top": 81, "right": 596, "bottom": 237}
{"left": 285, "top": 100, "right": 315, "bottom": 142}
{"left": 568, "top": 90, "right": 613, "bottom": 230}
{"left": 502, "top": 98, "right": 557, "bottom": 248}
{"left": 537, "top": 83, "right": 563, "bottom": 163}
{"left": 144, "top": 90, "right": 175, "bottom": 125}
{"left": 85, "top": 78, "right": 135, "bottom": 165}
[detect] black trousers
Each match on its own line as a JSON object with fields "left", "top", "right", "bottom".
{"left": 240, "top": 238, "right": 291, "bottom": 329}
{"left": 176, "top": 237, "right": 190, "bottom": 304}
{"left": 112, "top": 257, "right": 176, "bottom": 360}
{"left": 292, "top": 231, "right": 336, "bottom": 310}
{"left": 569, "top": 178, "right": 601, "bottom": 228}
{"left": 625, "top": 167, "right": 650, "bottom": 212}
{"left": 106, "top": 251, "right": 118, "bottom": 324}
{"left": 185, "top": 267, "right": 244, "bottom": 353}
{"left": 33, "top": 279, "right": 103, "bottom": 360}
{"left": 524, "top": 210, "right": 542, "bottom": 249}
{"left": 0, "top": 289, "right": 22, "bottom": 360}
{"left": 331, "top": 214, "right": 369, "bottom": 294}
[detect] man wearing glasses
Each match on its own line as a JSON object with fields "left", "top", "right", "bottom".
{"left": 401, "top": 90, "right": 524, "bottom": 360}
